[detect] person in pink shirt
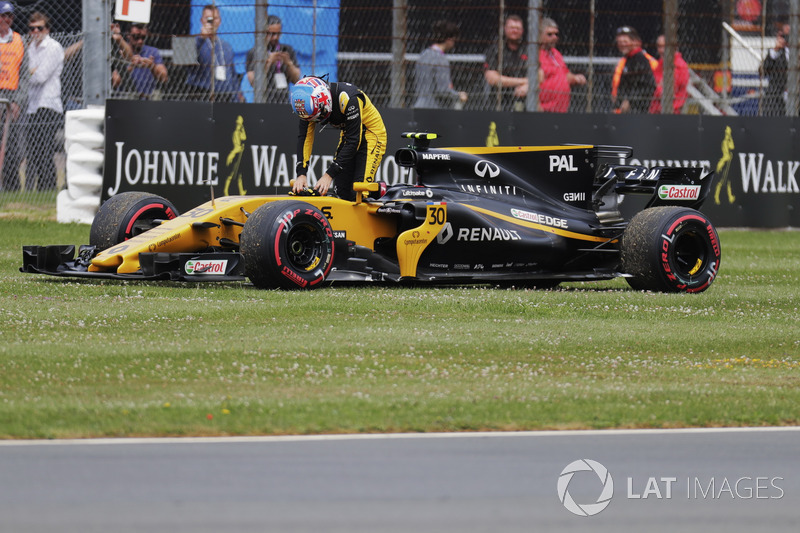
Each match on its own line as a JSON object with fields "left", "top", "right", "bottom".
{"left": 538, "top": 18, "right": 585, "bottom": 112}
{"left": 649, "top": 34, "right": 690, "bottom": 114}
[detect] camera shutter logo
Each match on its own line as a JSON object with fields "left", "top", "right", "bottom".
{"left": 557, "top": 459, "right": 614, "bottom": 517}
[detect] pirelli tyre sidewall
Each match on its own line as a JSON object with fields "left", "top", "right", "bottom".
{"left": 241, "top": 201, "right": 335, "bottom": 290}
{"left": 622, "top": 206, "right": 721, "bottom": 293}
{"left": 89, "top": 192, "right": 179, "bottom": 251}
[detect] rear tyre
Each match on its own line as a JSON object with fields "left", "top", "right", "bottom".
{"left": 621, "top": 206, "right": 721, "bottom": 293}
{"left": 240, "top": 201, "right": 335, "bottom": 290}
{"left": 89, "top": 192, "right": 179, "bottom": 251}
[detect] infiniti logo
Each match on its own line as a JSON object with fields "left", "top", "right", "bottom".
{"left": 474, "top": 160, "right": 500, "bottom": 178}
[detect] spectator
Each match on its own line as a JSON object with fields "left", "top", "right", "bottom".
{"left": 649, "top": 34, "right": 690, "bottom": 114}
{"left": 246, "top": 15, "right": 301, "bottom": 104}
{"left": 63, "top": 22, "right": 133, "bottom": 109}
{"left": 484, "top": 14, "right": 528, "bottom": 112}
{"left": 185, "top": 4, "right": 241, "bottom": 102}
{"left": 759, "top": 24, "right": 789, "bottom": 116}
{"left": 414, "top": 19, "right": 467, "bottom": 109}
{"left": 25, "top": 11, "right": 64, "bottom": 191}
{"left": 112, "top": 23, "right": 168, "bottom": 99}
{"left": 0, "top": 1, "right": 23, "bottom": 191}
{"left": 611, "top": 26, "right": 657, "bottom": 114}
{"left": 538, "top": 17, "right": 585, "bottom": 112}
{"left": 290, "top": 76, "right": 386, "bottom": 201}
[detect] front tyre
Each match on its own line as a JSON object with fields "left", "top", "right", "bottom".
{"left": 89, "top": 192, "right": 179, "bottom": 251}
{"left": 621, "top": 207, "right": 721, "bottom": 293}
{"left": 240, "top": 201, "right": 335, "bottom": 290}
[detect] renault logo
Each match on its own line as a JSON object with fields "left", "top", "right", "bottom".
{"left": 474, "top": 160, "right": 500, "bottom": 178}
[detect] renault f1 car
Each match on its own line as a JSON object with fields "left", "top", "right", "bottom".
{"left": 22, "top": 133, "right": 721, "bottom": 292}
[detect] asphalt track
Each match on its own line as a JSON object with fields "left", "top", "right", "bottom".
{"left": 1, "top": 427, "right": 798, "bottom": 532}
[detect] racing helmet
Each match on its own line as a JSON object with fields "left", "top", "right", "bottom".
{"left": 291, "top": 77, "right": 332, "bottom": 122}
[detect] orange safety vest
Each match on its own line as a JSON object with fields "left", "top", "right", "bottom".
{"left": 611, "top": 48, "right": 658, "bottom": 102}
{"left": 0, "top": 32, "right": 24, "bottom": 91}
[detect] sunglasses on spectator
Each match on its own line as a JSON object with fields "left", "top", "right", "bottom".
{"left": 129, "top": 34, "right": 145, "bottom": 41}
{"left": 29, "top": 25, "right": 45, "bottom": 32}
{"left": 546, "top": 31, "right": 559, "bottom": 36}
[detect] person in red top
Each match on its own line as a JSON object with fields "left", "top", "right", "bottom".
{"left": 649, "top": 35, "right": 690, "bottom": 114}
{"left": 537, "top": 18, "right": 586, "bottom": 112}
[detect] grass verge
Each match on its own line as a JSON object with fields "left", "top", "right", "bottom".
{"left": 1, "top": 220, "right": 798, "bottom": 438}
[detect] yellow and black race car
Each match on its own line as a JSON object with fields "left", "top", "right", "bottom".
{"left": 22, "top": 133, "right": 721, "bottom": 292}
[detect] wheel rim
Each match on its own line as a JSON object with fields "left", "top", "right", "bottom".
{"left": 672, "top": 228, "right": 709, "bottom": 278}
{"left": 287, "top": 223, "right": 325, "bottom": 271}
{"left": 125, "top": 204, "right": 174, "bottom": 240}
{"left": 128, "top": 215, "right": 162, "bottom": 238}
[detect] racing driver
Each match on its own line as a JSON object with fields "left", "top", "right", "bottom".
{"left": 290, "top": 76, "right": 387, "bottom": 200}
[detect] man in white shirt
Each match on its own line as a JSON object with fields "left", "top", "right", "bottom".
{"left": 26, "top": 11, "right": 64, "bottom": 190}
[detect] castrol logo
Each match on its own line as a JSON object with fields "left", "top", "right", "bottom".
{"left": 185, "top": 259, "right": 228, "bottom": 275}
{"left": 658, "top": 185, "right": 700, "bottom": 200}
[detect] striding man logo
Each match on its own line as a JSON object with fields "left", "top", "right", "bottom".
{"left": 486, "top": 121, "right": 499, "bottom": 147}
{"left": 714, "top": 126, "right": 735, "bottom": 205}
{"left": 224, "top": 115, "right": 248, "bottom": 196}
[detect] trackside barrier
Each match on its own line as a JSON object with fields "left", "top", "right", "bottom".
{"left": 57, "top": 107, "right": 105, "bottom": 224}
{"left": 67, "top": 100, "right": 800, "bottom": 228}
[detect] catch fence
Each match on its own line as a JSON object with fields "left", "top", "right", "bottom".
{"left": 1, "top": 0, "right": 797, "bottom": 213}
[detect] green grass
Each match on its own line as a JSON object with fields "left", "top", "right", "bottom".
{"left": 1, "top": 219, "right": 799, "bottom": 438}
{"left": 0, "top": 191, "right": 59, "bottom": 221}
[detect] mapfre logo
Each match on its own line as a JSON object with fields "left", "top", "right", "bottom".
{"left": 557, "top": 459, "right": 614, "bottom": 517}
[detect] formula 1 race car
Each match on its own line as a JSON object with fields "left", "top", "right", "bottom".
{"left": 22, "top": 133, "right": 721, "bottom": 292}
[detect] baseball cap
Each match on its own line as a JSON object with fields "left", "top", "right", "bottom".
{"left": 616, "top": 25, "right": 641, "bottom": 40}
{"left": 0, "top": 2, "right": 13, "bottom": 15}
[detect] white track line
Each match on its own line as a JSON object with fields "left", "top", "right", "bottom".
{"left": 1, "top": 426, "right": 799, "bottom": 447}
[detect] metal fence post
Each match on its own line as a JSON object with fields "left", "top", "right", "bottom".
{"left": 254, "top": 1, "right": 268, "bottom": 103}
{"left": 587, "top": 0, "right": 595, "bottom": 113}
{"left": 525, "top": 0, "right": 541, "bottom": 112}
{"left": 83, "top": 0, "right": 109, "bottom": 106}
{"left": 788, "top": 0, "right": 800, "bottom": 115}
{"left": 391, "top": 0, "right": 407, "bottom": 108}
{"left": 662, "top": 0, "right": 678, "bottom": 114}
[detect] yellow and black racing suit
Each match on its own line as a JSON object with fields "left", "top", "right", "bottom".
{"left": 295, "top": 82, "right": 387, "bottom": 200}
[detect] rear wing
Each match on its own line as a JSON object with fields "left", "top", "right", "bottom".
{"left": 594, "top": 163, "right": 714, "bottom": 211}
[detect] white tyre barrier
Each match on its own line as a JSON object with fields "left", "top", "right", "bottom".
{"left": 58, "top": 105, "right": 105, "bottom": 224}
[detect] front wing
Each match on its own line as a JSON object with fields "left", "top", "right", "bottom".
{"left": 22, "top": 245, "right": 247, "bottom": 282}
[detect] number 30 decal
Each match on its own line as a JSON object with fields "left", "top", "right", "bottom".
{"left": 427, "top": 204, "right": 446, "bottom": 225}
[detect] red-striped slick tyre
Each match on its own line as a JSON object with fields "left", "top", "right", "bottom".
{"left": 240, "top": 201, "right": 335, "bottom": 290}
{"left": 89, "top": 192, "right": 179, "bottom": 251}
{"left": 621, "top": 206, "right": 721, "bottom": 293}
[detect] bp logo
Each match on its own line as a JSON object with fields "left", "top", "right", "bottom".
{"left": 557, "top": 459, "right": 614, "bottom": 517}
